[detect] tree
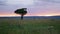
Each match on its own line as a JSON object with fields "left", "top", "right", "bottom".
{"left": 14, "top": 8, "right": 27, "bottom": 20}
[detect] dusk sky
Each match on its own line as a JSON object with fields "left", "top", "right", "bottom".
{"left": 0, "top": 0, "right": 60, "bottom": 16}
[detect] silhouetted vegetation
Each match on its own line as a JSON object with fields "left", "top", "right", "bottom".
{"left": 15, "top": 8, "right": 27, "bottom": 20}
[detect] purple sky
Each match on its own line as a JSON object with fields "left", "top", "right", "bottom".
{"left": 0, "top": 0, "right": 60, "bottom": 16}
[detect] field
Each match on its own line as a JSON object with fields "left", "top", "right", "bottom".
{"left": 0, "top": 17, "right": 60, "bottom": 34}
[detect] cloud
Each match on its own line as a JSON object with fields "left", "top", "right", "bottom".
{"left": 0, "top": 0, "right": 7, "bottom": 5}
{"left": 33, "top": 0, "right": 60, "bottom": 8}
{"left": 6, "top": 0, "right": 34, "bottom": 6}
{"left": 0, "top": 0, "right": 60, "bottom": 16}
{"left": 39, "top": 0, "right": 60, "bottom": 3}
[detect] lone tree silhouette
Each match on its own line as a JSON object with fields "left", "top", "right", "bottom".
{"left": 14, "top": 8, "right": 27, "bottom": 20}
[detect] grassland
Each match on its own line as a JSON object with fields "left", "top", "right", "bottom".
{"left": 0, "top": 18, "right": 60, "bottom": 34}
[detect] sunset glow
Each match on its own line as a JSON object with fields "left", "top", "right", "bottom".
{"left": 0, "top": 14, "right": 59, "bottom": 17}
{"left": 44, "top": 15, "right": 53, "bottom": 16}
{"left": 0, "top": 0, "right": 60, "bottom": 17}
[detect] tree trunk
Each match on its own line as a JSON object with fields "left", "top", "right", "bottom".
{"left": 21, "top": 15, "right": 23, "bottom": 20}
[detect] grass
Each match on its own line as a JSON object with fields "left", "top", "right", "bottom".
{"left": 0, "top": 18, "right": 60, "bottom": 34}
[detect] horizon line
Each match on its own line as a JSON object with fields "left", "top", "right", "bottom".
{"left": 0, "top": 15, "right": 60, "bottom": 17}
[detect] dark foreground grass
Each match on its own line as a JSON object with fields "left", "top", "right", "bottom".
{"left": 0, "top": 18, "right": 60, "bottom": 34}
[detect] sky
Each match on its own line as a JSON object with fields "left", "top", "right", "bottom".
{"left": 0, "top": 0, "right": 60, "bottom": 16}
